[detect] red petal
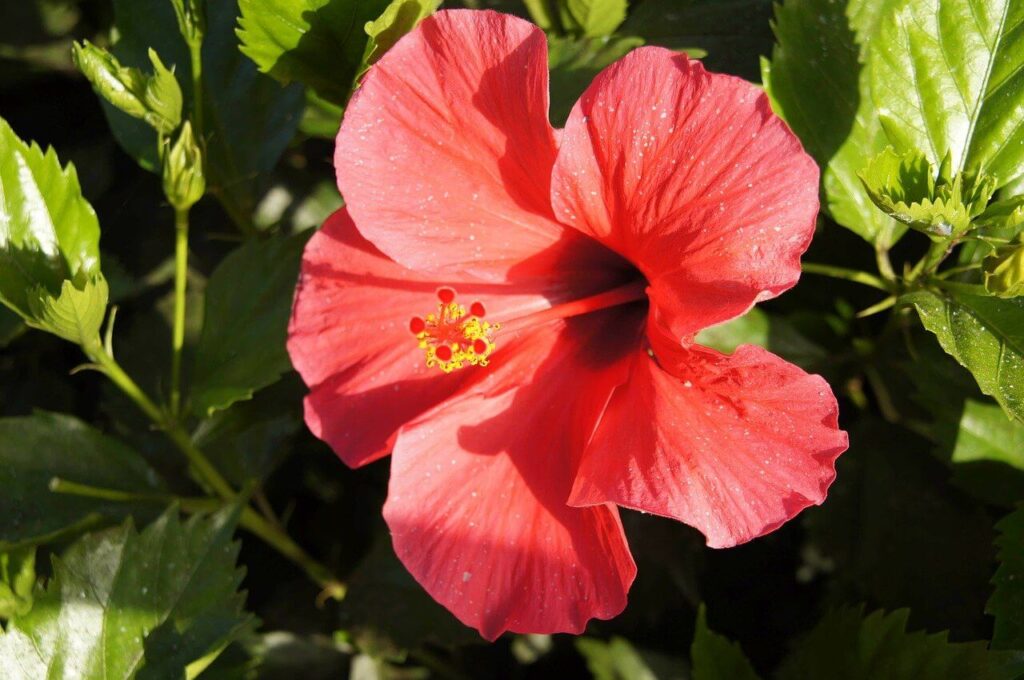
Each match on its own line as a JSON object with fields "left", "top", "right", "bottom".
{"left": 551, "top": 48, "right": 820, "bottom": 338}
{"left": 384, "top": 308, "right": 643, "bottom": 638}
{"left": 288, "top": 209, "right": 567, "bottom": 468}
{"left": 570, "top": 329, "right": 847, "bottom": 548}
{"left": 337, "top": 9, "right": 597, "bottom": 280}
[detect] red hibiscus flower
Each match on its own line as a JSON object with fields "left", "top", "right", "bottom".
{"left": 288, "top": 9, "right": 848, "bottom": 639}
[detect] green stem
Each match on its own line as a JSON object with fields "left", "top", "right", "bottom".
{"left": 875, "top": 244, "right": 897, "bottom": 282}
{"left": 239, "top": 509, "right": 345, "bottom": 599}
{"left": 51, "top": 476, "right": 346, "bottom": 598}
{"left": 908, "top": 239, "right": 953, "bottom": 283}
{"left": 932, "top": 279, "right": 989, "bottom": 296}
{"left": 802, "top": 262, "right": 894, "bottom": 292}
{"left": 188, "top": 37, "right": 203, "bottom": 143}
{"left": 170, "top": 207, "right": 189, "bottom": 417}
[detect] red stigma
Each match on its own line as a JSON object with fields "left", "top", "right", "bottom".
{"left": 470, "top": 301, "right": 486, "bottom": 317}
{"left": 409, "top": 316, "right": 426, "bottom": 334}
{"left": 473, "top": 338, "right": 488, "bottom": 354}
{"left": 435, "top": 345, "right": 453, "bottom": 362}
{"left": 438, "top": 287, "right": 456, "bottom": 304}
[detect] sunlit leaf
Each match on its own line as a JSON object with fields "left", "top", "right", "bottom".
{"left": 0, "top": 117, "right": 101, "bottom": 322}
{"left": 0, "top": 506, "right": 254, "bottom": 679}
{"left": 903, "top": 289, "right": 1024, "bottom": 422}
{"left": 576, "top": 636, "right": 659, "bottom": 680}
{"left": 560, "top": 0, "right": 628, "bottom": 38}
{"left": 763, "top": 0, "right": 905, "bottom": 246}
{"left": 363, "top": 0, "right": 441, "bottom": 66}
{"left": 870, "top": 0, "right": 1024, "bottom": 186}
{"left": 237, "top": 0, "right": 392, "bottom": 106}
{"left": 0, "top": 547, "right": 35, "bottom": 621}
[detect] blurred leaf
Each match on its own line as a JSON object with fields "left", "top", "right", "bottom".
{"left": 976, "top": 195, "right": 1024, "bottom": 231}
{"left": 106, "top": 0, "right": 303, "bottom": 222}
{"left": 763, "top": 0, "right": 904, "bottom": 247}
{"left": 192, "top": 377, "right": 303, "bottom": 485}
{"left": 237, "top": 0, "right": 392, "bottom": 106}
{"left": 988, "top": 505, "right": 1024, "bottom": 650}
{"left": 0, "top": 412, "right": 165, "bottom": 549}
{"left": 622, "top": 0, "right": 772, "bottom": 81}
{"left": 950, "top": 400, "right": 1024, "bottom": 471}
{"left": 362, "top": 0, "right": 440, "bottom": 67}
{"left": 778, "top": 606, "right": 1024, "bottom": 680}
{"left": 298, "top": 89, "right": 345, "bottom": 139}
{"left": 904, "top": 289, "right": 1024, "bottom": 423}
{"left": 805, "top": 420, "right": 997, "bottom": 638}
{"left": 560, "top": 0, "right": 628, "bottom": 38}
{"left": 0, "top": 547, "right": 35, "bottom": 621}
{"left": 694, "top": 307, "right": 825, "bottom": 369}
{"left": 575, "top": 636, "right": 658, "bottom": 680}
{"left": 190, "top": 232, "right": 310, "bottom": 417}
{"left": 547, "top": 34, "right": 643, "bottom": 125}
{"left": 690, "top": 605, "right": 760, "bottom": 680}
{"left": 0, "top": 116, "right": 101, "bottom": 322}
{"left": 0, "top": 506, "right": 254, "bottom": 679}
{"left": 870, "top": 0, "right": 1024, "bottom": 186}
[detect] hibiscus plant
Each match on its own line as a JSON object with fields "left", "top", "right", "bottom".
{"left": 0, "top": 0, "right": 1023, "bottom": 677}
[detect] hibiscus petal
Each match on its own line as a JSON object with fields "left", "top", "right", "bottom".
{"left": 551, "top": 48, "right": 820, "bottom": 338}
{"left": 384, "top": 308, "right": 643, "bottom": 638}
{"left": 570, "top": 331, "right": 847, "bottom": 549}
{"left": 288, "top": 209, "right": 570, "bottom": 468}
{"left": 337, "top": 9, "right": 593, "bottom": 280}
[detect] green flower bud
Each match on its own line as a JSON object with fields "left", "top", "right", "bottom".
{"left": 162, "top": 122, "right": 205, "bottom": 210}
{"left": 984, "top": 244, "right": 1024, "bottom": 298}
{"left": 71, "top": 41, "right": 182, "bottom": 135}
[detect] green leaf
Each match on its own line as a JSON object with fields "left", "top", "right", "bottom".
{"left": 575, "top": 637, "right": 658, "bottom": 680}
{"left": 0, "top": 506, "right": 254, "bottom": 679}
{"left": 988, "top": 505, "right": 1024, "bottom": 650}
{"left": 363, "top": 0, "right": 441, "bottom": 67}
{"left": 858, "top": 147, "right": 996, "bottom": 239}
{"left": 694, "top": 307, "right": 825, "bottom": 369}
{"left": 763, "top": 0, "right": 905, "bottom": 246}
{"left": 190, "top": 232, "right": 310, "bottom": 417}
{"left": 71, "top": 41, "right": 183, "bottom": 135}
{"left": 690, "top": 605, "right": 761, "bottom": 680}
{"left": 778, "top": 606, "right": 1024, "bottom": 680}
{"left": 985, "top": 243, "right": 1024, "bottom": 298}
{"left": 951, "top": 400, "right": 1024, "bottom": 471}
{"left": 870, "top": 0, "right": 1024, "bottom": 187}
{"left": 805, "top": 419, "right": 999, "bottom": 634}
{"left": 0, "top": 548, "right": 36, "bottom": 621}
{"left": 237, "top": 0, "right": 392, "bottom": 106}
{"left": 548, "top": 34, "right": 644, "bottom": 125}
{"left": 0, "top": 117, "right": 101, "bottom": 322}
{"left": 106, "top": 0, "right": 303, "bottom": 221}
{"left": 903, "top": 289, "right": 1024, "bottom": 422}
{"left": 25, "top": 274, "right": 108, "bottom": 344}
{"left": 976, "top": 195, "right": 1024, "bottom": 231}
{"left": 191, "top": 377, "right": 302, "bottom": 485}
{"left": 0, "top": 412, "right": 164, "bottom": 549}
{"left": 560, "top": 0, "right": 629, "bottom": 38}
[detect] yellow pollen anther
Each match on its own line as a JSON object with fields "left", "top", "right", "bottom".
{"left": 409, "top": 289, "right": 498, "bottom": 373}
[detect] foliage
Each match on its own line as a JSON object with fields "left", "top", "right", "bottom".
{"left": 3, "top": 0, "right": 1024, "bottom": 676}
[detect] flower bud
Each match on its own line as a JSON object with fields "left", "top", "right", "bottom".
{"left": 72, "top": 41, "right": 182, "bottom": 135}
{"left": 162, "top": 122, "right": 205, "bottom": 210}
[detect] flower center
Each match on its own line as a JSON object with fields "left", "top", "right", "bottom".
{"left": 409, "top": 282, "right": 647, "bottom": 374}
{"left": 409, "top": 288, "right": 499, "bottom": 373}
